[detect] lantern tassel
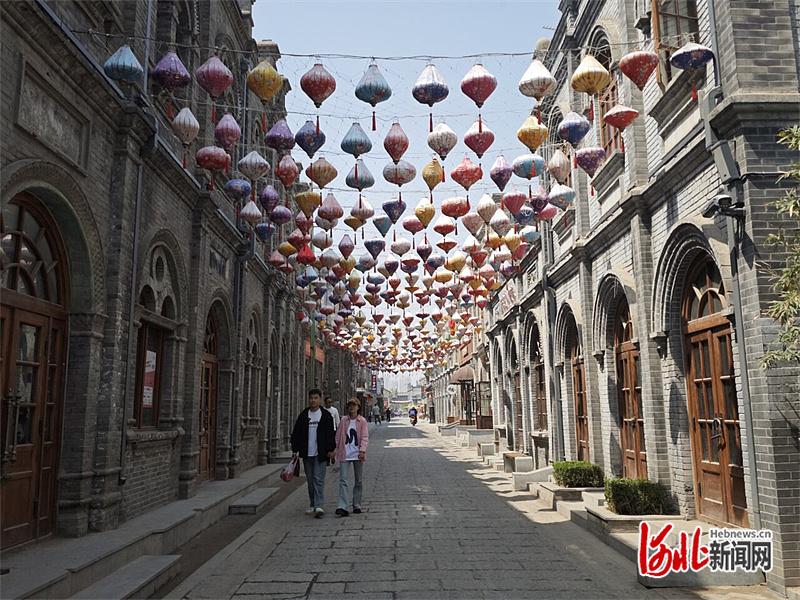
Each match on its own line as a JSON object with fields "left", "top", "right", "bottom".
{"left": 621, "top": 137, "right": 626, "bottom": 153}
{"left": 355, "top": 162, "right": 358, "bottom": 180}
{"left": 211, "top": 103, "right": 216, "bottom": 124}
{"left": 182, "top": 151, "right": 187, "bottom": 169}
{"left": 589, "top": 97, "right": 594, "bottom": 121}
{"left": 574, "top": 153, "right": 578, "bottom": 168}
{"left": 429, "top": 112, "right": 433, "bottom": 133}
{"left": 478, "top": 114, "right": 482, "bottom": 133}
{"left": 591, "top": 185, "right": 595, "bottom": 197}
{"left": 167, "top": 98, "right": 173, "bottom": 119}
{"left": 262, "top": 113, "right": 267, "bottom": 134}
{"left": 316, "top": 114, "right": 320, "bottom": 136}
{"left": 537, "top": 105, "right": 542, "bottom": 124}
{"left": 441, "top": 166, "right": 445, "bottom": 182}
{"left": 691, "top": 81, "right": 697, "bottom": 100}
{"left": 372, "top": 111, "right": 376, "bottom": 131}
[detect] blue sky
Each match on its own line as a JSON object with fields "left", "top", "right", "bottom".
{"left": 252, "top": 1, "right": 562, "bottom": 390}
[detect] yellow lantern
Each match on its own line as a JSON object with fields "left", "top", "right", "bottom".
{"left": 415, "top": 196, "right": 436, "bottom": 228}
{"left": 278, "top": 241, "right": 297, "bottom": 257}
{"left": 295, "top": 190, "right": 321, "bottom": 218}
{"left": 340, "top": 256, "right": 356, "bottom": 273}
{"left": 344, "top": 215, "right": 365, "bottom": 232}
{"left": 503, "top": 231, "right": 522, "bottom": 252}
{"left": 486, "top": 230, "right": 504, "bottom": 249}
{"left": 571, "top": 54, "right": 611, "bottom": 120}
{"left": 434, "top": 268, "right": 453, "bottom": 283}
{"left": 305, "top": 157, "right": 338, "bottom": 189}
{"left": 445, "top": 252, "right": 467, "bottom": 272}
{"left": 516, "top": 115, "right": 548, "bottom": 152}
{"left": 422, "top": 158, "right": 444, "bottom": 192}
{"left": 247, "top": 60, "right": 284, "bottom": 132}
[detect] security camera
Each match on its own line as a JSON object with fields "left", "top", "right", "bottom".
{"left": 701, "top": 199, "right": 719, "bottom": 218}
{"left": 714, "top": 192, "right": 733, "bottom": 210}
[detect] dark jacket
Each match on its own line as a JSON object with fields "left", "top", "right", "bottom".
{"left": 290, "top": 407, "right": 336, "bottom": 462}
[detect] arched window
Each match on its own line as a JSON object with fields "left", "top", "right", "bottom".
{"left": 591, "top": 31, "right": 622, "bottom": 156}
{"left": 530, "top": 326, "right": 547, "bottom": 432}
{"left": 614, "top": 298, "right": 646, "bottom": 478}
{"left": 567, "top": 314, "right": 590, "bottom": 461}
{"left": 243, "top": 315, "right": 261, "bottom": 421}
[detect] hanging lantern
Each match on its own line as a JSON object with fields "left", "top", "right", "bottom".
{"left": 489, "top": 155, "right": 513, "bottom": 192}
{"left": 295, "top": 190, "right": 322, "bottom": 218}
{"left": 104, "top": 44, "right": 143, "bottom": 83}
{"left": 603, "top": 105, "right": 639, "bottom": 152}
{"left": 512, "top": 153, "right": 545, "bottom": 180}
{"left": 384, "top": 122, "right": 409, "bottom": 164}
{"left": 259, "top": 185, "right": 280, "bottom": 213}
{"left": 247, "top": 59, "right": 284, "bottom": 132}
{"left": 295, "top": 120, "right": 326, "bottom": 159}
{"left": 269, "top": 205, "right": 292, "bottom": 227}
{"left": 151, "top": 51, "right": 191, "bottom": 118}
{"left": 476, "top": 194, "right": 497, "bottom": 224}
{"left": 319, "top": 193, "right": 344, "bottom": 221}
{"left": 417, "top": 238, "right": 433, "bottom": 262}
{"left": 503, "top": 190, "right": 527, "bottom": 216}
{"left": 463, "top": 120, "right": 495, "bottom": 159}
{"left": 355, "top": 62, "right": 392, "bottom": 130}
{"left": 414, "top": 196, "right": 436, "bottom": 229}
{"left": 557, "top": 111, "right": 591, "bottom": 147}
{"left": 441, "top": 196, "right": 470, "bottom": 219}
{"left": 254, "top": 222, "right": 276, "bottom": 243}
{"left": 575, "top": 147, "right": 606, "bottom": 178}
{"left": 346, "top": 159, "right": 375, "bottom": 191}
{"left": 413, "top": 64, "right": 449, "bottom": 131}
{"left": 352, "top": 196, "right": 375, "bottom": 222}
{"left": 305, "top": 157, "right": 338, "bottom": 189}
{"left": 518, "top": 58, "right": 557, "bottom": 122}
{"left": 536, "top": 203, "right": 559, "bottom": 222}
{"left": 276, "top": 155, "right": 299, "bottom": 190}
{"left": 195, "top": 56, "right": 233, "bottom": 123}
{"left": 619, "top": 50, "right": 659, "bottom": 91}
{"left": 171, "top": 107, "right": 199, "bottom": 169}
{"left": 382, "top": 161, "right": 416, "bottom": 187}
{"left": 224, "top": 179, "right": 251, "bottom": 203}
{"left": 461, "top": 212, "right": 484, "bottom": 236}
{"left": 422, "top": 159, "right": 445, "bottom": 196}
{"left": 427, "top": 122, "right": 458, "bottom": 161}
{"left": 215, "top": 113, "right": 241, "bottom": 151}
{"left": 451, "top": 158, "right": 482, "bottom": 192}
{"left": 490, "top": 207, "right": 511, "bottom": 236}
{"left": 372, "top": 214, "right": 392, "bottom": 237}
{"left": 517, "top": 115, "right": 548, "bottom": 152}
{"left": 240, "top": 200, "right": 262, "bottom": 226}
{"left": 265, "top": 119, "right": 295, "bottom": 151}
{"left": 433, "top": 214, "right": 455, "bottom": 236}
{"left": 548, "top": 184, "right": 576, "bottom": 210}
{"left": 571, "top": 54, "right": 611, "bottom": 121}
{"left": 300, "top": 62, "right": 336, "bottom": 108}
{"left": 669, "top": 42, "right": 715, "bottom": 100}
{"left": 195, "top": 146, "right": 229, "bottom": 190}
{"left": 382, "top": 197, "right": 407, "bottom": 224}
{"left": 547, "top": 148, "right": 571, "bottom": 184}
{"left": 238, "top": 151, "right": 270, "bottom": 190}
{"left": 364, "top": 239, "right": 385, "bottom": 260}
{"left": 461, "top": 63, "right": 497, "bottom": 109}
{"left": 341, "top": 122, "right": 373, "bottom": 158}
{"left": 339, "top": 234, "right": 355, "bottom": 259}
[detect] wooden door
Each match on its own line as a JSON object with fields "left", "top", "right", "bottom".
{"left": 570, "top": 326, "right": 590, "bottom": 462}
{"left": 615, "top": 299, "right": 647, "bottom": 479}
{"left": 198, "top": 313, "right": 218, "bottom": 482}
{"left": 513, "top": 372, "right": 523, "bottom": 452}
{"left": 683, "top": 257, "right": 748, "bottom": 527}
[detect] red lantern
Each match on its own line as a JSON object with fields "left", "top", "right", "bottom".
{"left": 450, "top": 158, "right": 483, "bottom": 192}
{"left": 195, "top": 56, "right": 233, "bottom": 123}
{"left": 383, "top": 122, "right": 410, "bottom": 164}
{"left": 603, "top": 104, "right": 639, "bottom": 152}
{"left": 619, "top": 51, "right": 659, "bottom": 91}
{"left": 300, "top": 62, "right": 336, "bottom": 134}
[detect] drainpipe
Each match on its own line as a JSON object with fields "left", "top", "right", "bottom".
{"left": 703, "top": 0, "right": 761, "bottom": 529}
{"left": 229, "top": 56, "right": 255, "bottom": 472}
{"left": 119, "top": 0, "right": 155, "bottom": 486}
{"left": 541, "top": 221, "right": 565, "bottom": 461}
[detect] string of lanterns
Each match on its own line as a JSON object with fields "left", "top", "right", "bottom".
{"left": 101, "top": 39, "right": 714, "bottom": 373}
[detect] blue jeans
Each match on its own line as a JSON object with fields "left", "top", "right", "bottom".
{"left": 303, "top": 457, "right": 327, "bottom": 509}
{"left": 338, "top": 460, "right": 363, "bottom": 510}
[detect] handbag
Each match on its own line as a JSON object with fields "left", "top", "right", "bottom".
{"left": 280, "top": 455, "right": 300, "bottom": 482}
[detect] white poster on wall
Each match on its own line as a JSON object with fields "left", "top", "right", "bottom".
{"left": 142, "top": 350, "right": 156, "bottom": 408}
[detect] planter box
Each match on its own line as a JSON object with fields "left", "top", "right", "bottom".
{"left": 536, "top": 482, "right": 604, "bottom": 510}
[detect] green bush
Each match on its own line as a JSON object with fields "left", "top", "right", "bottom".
{"left": 604, "top": 478, "right": 668, "bottom": 515}
{"left": 552, "top": 461, "right": 604, "bottom": 487}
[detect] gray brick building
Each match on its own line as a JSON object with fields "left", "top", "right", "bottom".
{"left": 484, "top": 0, "right": 799, "bottom": 595}
{"left": 1, "top": 0, "right": 353, "bottom": 548}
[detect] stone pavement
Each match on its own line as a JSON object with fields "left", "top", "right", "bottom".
{"left": 168, "top": 419, "right": 777, "bottom": 600}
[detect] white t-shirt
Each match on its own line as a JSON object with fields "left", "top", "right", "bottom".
{"left": 307, "top": 409, "right": 322, "bottom": 457}
{"left": 326, "top": 405, "right": 340, "bottom": 429}
{"left": 345, "top": 419, "right": 360, "bottom": 461}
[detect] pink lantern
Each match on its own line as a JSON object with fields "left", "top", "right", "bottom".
{"left": 276, "top": 155, "right": 299, "bottom": 189}
{"left": 215, "top": 113, "right": 241, "bottom": 170}
{"left": 460, "top": 63, "right": 497, "bottom": 109}
{"left": 171, "top": 108, "right": 199, "bottom": 169}
{"left": 619, "top": 50, "right": 659, "bottom": 91}
{"left": 195, "top": 56, "right": 233, "bottom": 123}
{"left": 502, "top": 190, "right": 527, "bottom": 216}
{"left": 339, "top": 234, "right": 355, "bottom": 259}
{"left": 602, "top": 105, "right": 639, "bottom": 152}
{"left": 463, "top": 120, "right": 494, "bottom": 159}
{"left": 428, "top": 122, "right": 458, "bottom": 161}
{"left": 319, "top": 193, "right": 344, "bottom": 221}
{"left": 383, "top": 122, "right": 409, "bottom": 164}
{"left": 450, "top": 158, "right": 482, "bottom": 192}
{"left": 195, "top": 146, "right": 230, "bottom": 190}
{"left": 441, "top": 195, "right": 470, "bottom": 219}
{"left": 300, "top": 62, "right": 336, "bottom": 108}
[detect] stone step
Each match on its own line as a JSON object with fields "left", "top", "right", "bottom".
{"left": 228, "top": 487, "right": 280, "bottom": 515}
{"left": 582, "top": 490, "right": 606, "bottom": 508}
{"left": 69, "top": 555, "right": 181, "bottom": 600}
{"left": 556, "top": 500, "right": 588, "bottom": 527}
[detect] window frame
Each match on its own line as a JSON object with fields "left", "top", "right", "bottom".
{"left": 652, "top": 0, "right": 701, "bottom": 87}
{"left": 133, "top": 320, "right": 166, "bottom": 429}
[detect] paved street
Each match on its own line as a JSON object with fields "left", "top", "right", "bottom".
{"left": 168, "top": 420, "right": 771, "bottom": 600}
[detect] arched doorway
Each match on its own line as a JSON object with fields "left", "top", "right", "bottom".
{"left": 682, "top": 255, "right": 747, "bottom": 527}
{"left": 614, "top": 298, "right": 646, "bottom": 479}
{"left": 1, "top": 193, "right": 69, "bottom": 549}
{"left": 198, "top": 311, "right": 219, "bottom": 482}
{"left": 567, "top": 314, "right": 589, "bottom": 461}
{"left": 530, "top": 325, "right": 547, "bottom": 433}
{"left": 509, "top": 340, "right": 523, "bottom": 452}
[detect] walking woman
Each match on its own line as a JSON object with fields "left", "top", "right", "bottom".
{"left": 334, "top": 398, "right": 369, "bottom": 517}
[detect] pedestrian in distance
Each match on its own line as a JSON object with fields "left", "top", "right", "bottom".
{"left": 324, "top": 395, "right": 340, "bottom": 429}
{"left": 290, "top": 388, "right": 336, "bottom": 518}
{"left": 334, "top": 397, "right": 369, "bottom": 517}
{"left": 372, "top": 403, "right": 381, "bottom": 425}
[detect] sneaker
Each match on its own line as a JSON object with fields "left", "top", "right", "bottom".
{"left": 305, "top": 508, "right": 315, "bottom": 515}
{"left": 313, "top": 507, "right": 324, "bottom": 518}
{"left": 335, "top": 508, "right": 349, "bottom": 517}
{"left": 352, "top": 506, "right": 362, "bottom": 514}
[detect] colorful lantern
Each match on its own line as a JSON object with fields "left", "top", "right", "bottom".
{"left": 371, "top": 214, "right": 391, "bottom": 237}
{"left": 247, "top": 59, "right": 284, "bottom": 132}
{"left": 669, "top": 42, "right": 714, "bottom": 99}
{"left": 224, "top": 179, "right": 251, "bottom": 202}
{"left": 382, "top": 197, "right": 407, "bottom": 224}
{"left": 355, "top": 63, "right": 392, "bottom": 130}
{"left": 319, "top": 193, "right": 344, "bottom": 221}
{"left": 384, "top": 122, "right": 410, "bottom": 164}
{"left": 575, "top": 147, "right": 606, "bottom": 178}
{"left": 489, "top": 155, "right": 513, "bottom": 192}
{"left": 104, "top": 44, "right": 143, "bottom": 83}
{"left": 518, "top": 58, "right": 557, "bottom": 122}
{"left": 260, "top": 185, "right": 280, "bottom": 213}
{"left": 433, "top": 214, "right": 455, "bottom": 236}
{"left": 517, "top": 115, "right": 548, "bottom": 152}
{"left": 413, "top": 64, "right": 449, "bottom": 131}
{"left": 428, "top": 122, "right": 458, "bottom": 161}
{"left": 364, "top": 239, "right": 385, "bottom": 261}
{"left": 171, "top": 108, "right": 199, "bottom": 169}
{"left": 305, "top": 157, "right": 337, "bottom": 189}
{"left": 215, "top": 113, "right": 241, "bottom": 160}
{"left": 460, "top": 63, "right": 497, "bottom": 109}
{"left": 255, "top": 222, "right": 276, "bottom": 243}
{"left": 422, "top": 158, "right": 445, "bottom": 196}
{"left": 382, "top": 161, "right": 416, "bottom": 187}
{"left": 269, "top": 205, "right": 292, "bottom": 227}
{"left": 547, "top": 149, "right": 571, "bottom": 185}
{"left": 451, "top": 158, "right": 482, "bottom": 193}
{"left": 512, "top": 153, "right": 545, "bottom": 180}
{"left": 461, "top": 212, "right": 484, "bottom": 236}
{"left": 300, "top": 62, "right": 336, "bottom": 108}
{"left": 265, "top": 119, "right": 294, "bottom": 151}
{"left": 619, "top": 50, "right": 659, "bottom": 91}
{"left": 415, "top": 196, "right": 436, "bottom": 228}
{"left": 237, "top": 151, "right": 270, "bottom": 200}
{"left": 503, "top": 190, "right": 527, "bottom": 216}
{"left": 548, "top": 184, "right": 576, "bottom": 210}
{"left": 603, "top": 105, "right": 639, "bottom": 152}
{"left": 476, "top": 194, "right": 497, "bottom": 224}
{"left": 295, "top": 190, "right": 322, "bottom": 218}
{"left": 463, "top": 120, "right": 494, "bottom": 159}
{"left": 346, "top": 159, "right": 375, "bottom": 191}
{"left": 571, "top": 54, "right": 611, "bottom": 120}
{"left": 195, "top": 56, "right": 233, "bottom": 123}
{"left": 195, "top": 146, "right": 229, "bottom": 190}
{"left": 490, "top": 208, "right": 511, "bottom": 236}
{"left": 240, "top": 200, "right": 262, "bottom": 226}
{"left": 295, "top": 120, "right": 326, "bottom": 159}
{"left": 341, "top": 122, "right": 372, "bottom": 158}
{"left": 352, "top": 196, "right": 375, "bottom": 222}
{"left": 276, "top": 155, "right": 299, "bottom": 189}
{"left": 151, "top": 51, "right": 191, "bottom": 118}
{"left": 557, "top": 111, "right": 591, "bottom": 147}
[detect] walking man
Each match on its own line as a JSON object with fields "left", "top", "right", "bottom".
{"left": 324, "top": 396, "right": 340, "bottom": 429}
{"left": 372, "top": 403, "right": 381, "bottom": 425}
{"left": 291, "top": 388, "right": 336, "bottom": 517}
{"left": 335, "top": 398, "right": 369, "bottom": 517}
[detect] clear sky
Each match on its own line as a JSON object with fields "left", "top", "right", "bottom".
{"left": 252, "top": 1, "right": 562, "bottom": 390}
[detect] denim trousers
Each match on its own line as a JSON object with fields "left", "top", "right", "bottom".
{"left": 338, "top": 459, "right": 363, "bottom": 510}
{"left": 303, "top": 457, "right": 327, "bottom": 509}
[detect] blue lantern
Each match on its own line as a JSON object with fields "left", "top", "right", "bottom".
{"left": 104, "top": 45, "right": 143, "bottom": 83}
{"left": 294, "top": 120, "right": 326, "bottom": 159}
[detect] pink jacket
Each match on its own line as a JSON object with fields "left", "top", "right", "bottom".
{"left": 335, "top": 415, "right": 369, "bottom": 461}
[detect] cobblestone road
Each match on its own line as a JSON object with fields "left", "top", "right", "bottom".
{"left": 169, "top": 420, "right": 772, "bottom": 600}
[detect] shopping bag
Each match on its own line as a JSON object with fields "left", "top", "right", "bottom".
{"left": 281, "top": 456, "right": 299, "bottom": 482}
